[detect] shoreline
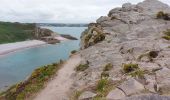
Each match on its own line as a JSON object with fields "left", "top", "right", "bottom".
{"left": 0, "top": 40, "right": 47, "bottom": 56}
{"left": 0, "top": 35, "right": 70, "bottom": 57}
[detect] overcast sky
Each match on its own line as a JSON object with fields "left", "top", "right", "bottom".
{"left": 0, "top": 0, "right": 169, "bottom": 23}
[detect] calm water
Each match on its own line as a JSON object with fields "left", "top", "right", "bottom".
{"left": 0, "top": 27, "right": 86, "bottom": 91}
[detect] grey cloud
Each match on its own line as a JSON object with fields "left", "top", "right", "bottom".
{"left": 0, "top": 0, "right": 169, "bottom": 23}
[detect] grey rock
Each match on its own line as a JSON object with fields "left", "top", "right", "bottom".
{"left": 106, "top": 88, "right": 126, "bottom": 100}
{"left": 118, "top": 78, "right": 145, "bottom": 95}
{"left": 78, "top": 91, "right": 97, "bottom": 100}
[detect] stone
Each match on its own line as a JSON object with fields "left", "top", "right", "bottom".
{"left": 106, "top": 88, "right": 126, "bottom": 100}
{"left": 78, "top": 91, "right": 97, "bottom": 100}
{"left": 118, "top": 78, "right": 145, "bottom": 95}
{"left": 123, "top": 94, "right": 170, "bottom": 100}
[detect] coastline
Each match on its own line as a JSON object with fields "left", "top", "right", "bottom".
{"left": 0, "top": 35, "right": 70, "bottom": 56}
{"left": 0, "top": 40, "right": 46, "bottom": 56}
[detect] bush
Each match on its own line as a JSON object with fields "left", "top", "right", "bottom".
{"left": 123, "top": 63, "right": 139, "bottom": 73}
{"left": 96, "top": 79, "right": 109, "bottom": 92}
{"left": 162, "top": 29, "right": 170, "bottom": 40}
{"left": 103, "top": 63, "right": 113, "bottom": 71}
{"left": 129, "top": 70, "right": 145, "bottom": 78}
{"left": 0, "top": 61, "right": 63, "bottom": 100}
{"left": 101, "top": 71, "right": 109, "bottom": 78}
{"left": 71, "top": 50, "right": 77, "bottom": 54}
{"left": 75, "top": 64, "right": 89, "bottom": 71}
{"left": 156, "top": 11, "right": 170, "bottom": 20}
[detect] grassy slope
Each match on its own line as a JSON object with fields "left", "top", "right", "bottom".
{"left": 0, "top": 60, "right": 63, "bottom": 100}
{"left": 0, "top": 22, "right": 36, "bottom": 44}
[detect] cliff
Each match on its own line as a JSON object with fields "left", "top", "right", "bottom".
{"left": 74, "top": 0, "right": 170, "bottom": 99}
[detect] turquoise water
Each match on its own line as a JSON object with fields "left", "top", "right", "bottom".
{"left": 0, "top": 27, "right": 86, "bottom": 91}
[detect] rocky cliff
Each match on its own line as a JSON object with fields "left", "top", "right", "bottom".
{"left": 73, "top": 0, "right": 170, "bottom": 99}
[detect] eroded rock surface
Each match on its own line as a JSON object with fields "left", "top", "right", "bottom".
{"left": 72, "top": 0, "right": 170, "bottom": 99}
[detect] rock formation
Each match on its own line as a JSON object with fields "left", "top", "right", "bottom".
{"left": 73, "top": 0, "right": 170, "bottom": 99}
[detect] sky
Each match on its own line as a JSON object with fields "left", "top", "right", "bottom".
{"left": 0, "top": 0, "right": 169, "bottom": 23}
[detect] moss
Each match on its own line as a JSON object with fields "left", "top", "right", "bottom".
{"left": 75, "top": 64, "right": 89, "bottom": 71}
{"left": 157, "top": 11, "right": 170, "bottom": 20}
{"left": 162, "top": 35, "right": 170, "bottom": 40}
{"left": 0, "top": 61, "right": 63, "bottom": 100}
{"left": 103, "top": 63, "right": 113, "bottom": 71}
{"left": 70, "top": 90, "right": 83, "bottom": 100}
{"left": 111, "top": 16, "right": 117, "bottom": 20}
{"left": 129, "top": 70, "right": 145, "bottom": 78}
{"left": 101, "top": 72, "right": 109, "bottom": 78}
{"left": 83, "top": 27, "right": 105, "bottom": 48}
{"left": 123, "top": 63, "right": 139, "bottom": 73}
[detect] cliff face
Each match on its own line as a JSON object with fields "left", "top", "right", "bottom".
{"left": 75, "top": 0, "right": 170, "bottom": 99}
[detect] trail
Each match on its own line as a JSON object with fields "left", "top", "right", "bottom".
{"left": 34, "top": 55, "right": 81, "bottom": 100}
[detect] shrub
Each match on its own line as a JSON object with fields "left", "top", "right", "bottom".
{"left": 101, "top": 72, "right": 109, "bottom": 78}
{"left": 156, "top": 11, "right": 170, "bottom": 20}
{"left": 75, "top": 64, "right": 89, "bottom": 71}
{"left": 103, "top": 63, "right": 113, "bottom": 71}
{"left": 129, "top": 70, "right": 145, "bottom": 78}
{"left": 71, "top": 50, "right": 77, "bottom": 54}
{"left": 0, "top": 61, "right": 63, "bottom": 100}
{"left": 96, "top": 79, "right": 109, "bottom": 92}
{"left": 162, "top": 29, "right": 170, "bottom": 40}
{"left": 123, "top": 63, "right": 139, "bottom": 73}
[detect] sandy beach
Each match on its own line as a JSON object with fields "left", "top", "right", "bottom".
{"left": 0, "top": 40, "right": 46, "bottom": 55}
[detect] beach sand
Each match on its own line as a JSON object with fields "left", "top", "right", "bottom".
{"left": 0, "top": 40, "right": 46, "bottom": 55}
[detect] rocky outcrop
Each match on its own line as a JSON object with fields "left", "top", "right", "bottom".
{"left": 73, "top": 0, "right": 170, "bottom": 99}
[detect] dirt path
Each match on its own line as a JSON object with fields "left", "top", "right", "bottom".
{"left": 34, "top": 55, "right": 81, "bottom": 100}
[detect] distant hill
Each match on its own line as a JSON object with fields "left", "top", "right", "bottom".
{"left": 0, "top": 22, "right": 36, "bottom": 44}
{"left": 37, "top": 23, "right": 88, "bottom": 27}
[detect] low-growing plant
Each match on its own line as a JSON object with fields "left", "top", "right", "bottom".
{"left": 0, "top": 61, "right": 63, "bottom": 100}
{"left": 71, "top": 50, "right": 77, "bottom": 54}
{"left": 123, "top": 63, "right": 139, "bottom": 73}
{"left": 96, "top": 79, "right": 109, "bottom": 93}
{"left": 129, "top": 70, "right": 145, "bottom": 78}
{"left": 162, "top": 29, "right": 170, "bottom": 40}
{"left": 103, "top": 63, "right": 113, "bottom": 71}
{"left": 75, "top": 64, "right": 89, "bottom": 71}
{"left": 157, "top": 11, "right": 170, "bottom": 20}
{"left": 101, "top": 71, "right": 109, "bottom": 78}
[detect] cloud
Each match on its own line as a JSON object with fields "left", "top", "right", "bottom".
{"left": 0, "top": 0, "right": 169, "bottom": 23}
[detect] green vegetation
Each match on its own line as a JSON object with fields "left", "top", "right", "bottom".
{"left": 70, "top": 90, "right": 83, "bottom": 100}
{"left": 123, "top": 63, "right": 139, "bottom": 73}
{"left": 156, "top": 11, "right": 170, "bottom": 20}
{"left": 101, "top": 71, "right": 109, "bottom": 78}
{"left": 129, "top": 70, "right": 145, "bottom": 78}
{"left": 75, "top": 63, "right": 89, "bottom": 71}
{"left": 83, "top": 27, "right": 105, "bottom": 48}
{"left": 103, "top": 63, "right": 113, "bottom": 71}
{"left": 0, "top": 22, "right": 36, "bottom": 44}
{"left": 71, "top": 50, "right": 77, "bottom": 54}
{"left": 162, "top": 29, "right": 170, "bottom": 40}
{"left": 0, "top": 60, "right": 63, "bottom": 100}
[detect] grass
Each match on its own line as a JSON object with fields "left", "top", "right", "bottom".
{"left": 75, "top": 64, "right": 89, "bottom": 71}
{"left": 0, "top": 60, "right": 63, "bottom": 100}
{"left": 156, "top": 11, "right": 170, "bottom": 20}
{"left": 162, "top": 29, "right": 170, "bottom": 40}
{"left": 0, "top": 22, "right": 36, "bottom": 44}
{"left": 103, "top": 63, "right": 113, "bottom": 71}
{"left": 129, "top": 70, "right": 145, "bottom": 78}
{"left": 123, "top": 63, "right": 139, "bottom": 73}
